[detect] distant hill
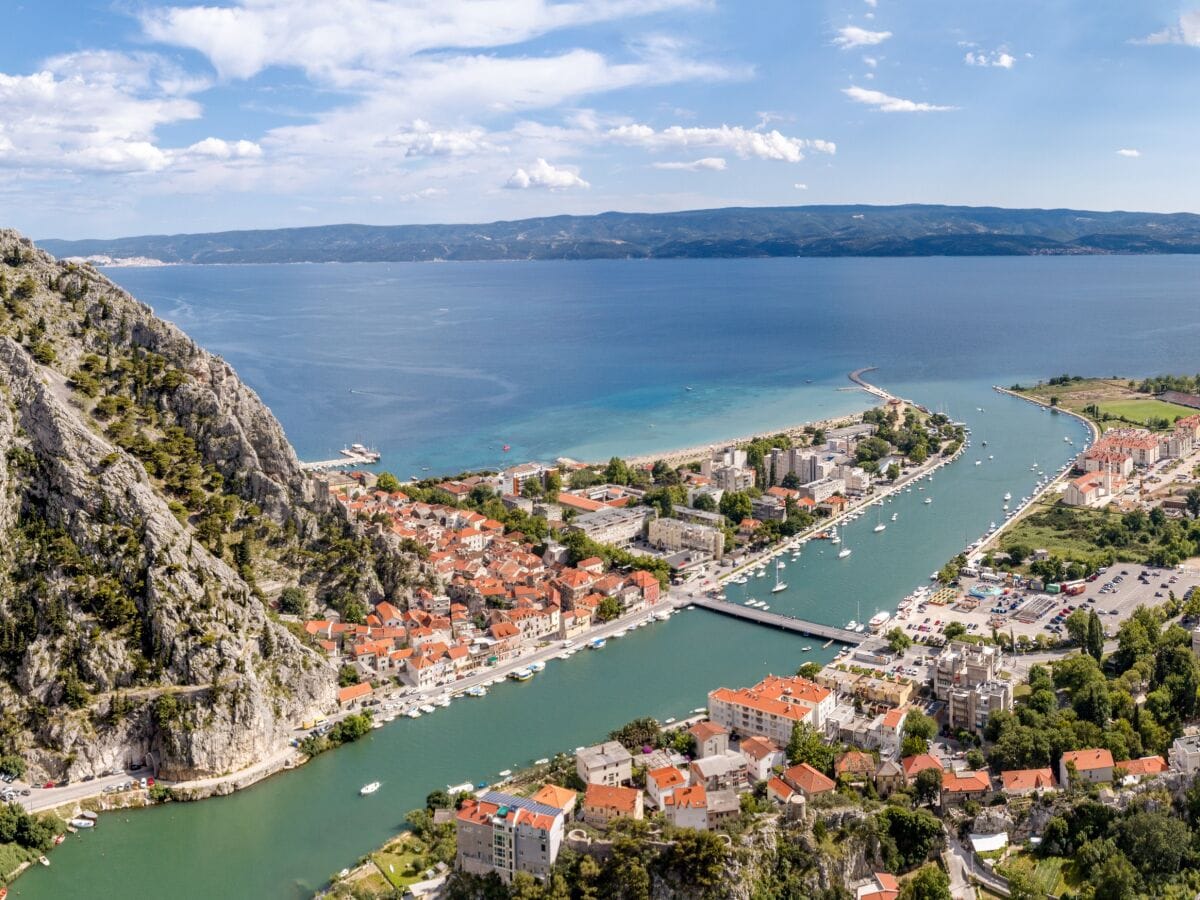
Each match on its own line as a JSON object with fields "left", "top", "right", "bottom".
{"left": 39, "top": 204, "right": 1200, "bottom": 264}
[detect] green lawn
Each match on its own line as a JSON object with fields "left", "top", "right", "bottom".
{"left": 0, "top": 841, "right": 37, "bottom": 883}
{"left": 372, "top": 840, "right": 433, "bottom": 890}
{"left": 1097, "top": 398, "right": 1198, "bottom": 429}
{"left": 999, "top": 852, "right": 1077, "bottom": 897}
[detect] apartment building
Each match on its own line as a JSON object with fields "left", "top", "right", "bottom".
{"left": 456, "top": 792, "right": 566, "bottom": 883}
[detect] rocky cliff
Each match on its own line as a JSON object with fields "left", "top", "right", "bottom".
{"left": 0, "top": 229, "right": 363, "bottom": 781}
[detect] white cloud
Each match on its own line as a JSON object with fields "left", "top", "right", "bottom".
{"left": 793, "top": 182, "right": 808, "bottom": 190}
{"left": 1116, "top": 148, "right": 1141, "bottom": 158}
{"left": 608, "top": 123, "right": 835, "bottom": 162}
{"left": 842, "top": 85, "right": 955, "bottom": 112}
{"left": 964, "top": 49, "right": 1016, "bottom": 68}
{"left": 505, "top": 158, "right": 589, "bottom": 189}
{"left": 140, "top": 0, "right": 710, "bottom": 82}
{"left": 379, "top": 120, "right": 498, "bottom": 157}
{"left": 1134, "top": 11, "right": 1200, "bottom": 46}
{"left": 865, "top": 0, "right": 878, "bottom": 6}
{"left": 863, "top": 56, "right": 878, "bottom": 68}
{"left": 183, "top": 138, "right": 263, "bottom": 160}
{"left": 651, "top": 157, "right": 726, "bottom": 171}
{"left": 0, "top": 69, "right": 201, "bottom": 173}
{"left": 834, "top": 26, "right": 892, "bottom": 49}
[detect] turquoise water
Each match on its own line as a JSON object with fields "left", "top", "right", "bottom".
{"left": 13, "top": 256, "right": 1198, "bottom": 898}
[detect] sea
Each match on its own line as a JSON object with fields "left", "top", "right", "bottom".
{"left": 15, "top": 254, "right": 1200, "bottom": 899}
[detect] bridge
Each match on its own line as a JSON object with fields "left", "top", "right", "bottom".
{"left": 688, "top": 596, "right": 863, "bottom": 645}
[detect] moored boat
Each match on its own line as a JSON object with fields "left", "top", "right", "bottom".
{"left": 360, "top": 781, "right": 381, "bottom": 796}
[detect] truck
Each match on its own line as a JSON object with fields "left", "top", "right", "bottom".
{"left": 1046, "top": 584, "right": 1061, "bottom": 595}
{"left": 1064, "top": 583, "right": 1086, "bottom": 597}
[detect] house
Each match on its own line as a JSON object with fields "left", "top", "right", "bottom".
{"left": 688, "top": 721, "right": 730, "bottom": 758}
{"left": 576, "top": 741, "right": 633, "bottom": 786}
{"left": 1171, "top": 731, "right": 1200, "bottom": 774}
{"left": 530, "top": 784, "right": 578, "bottom": 816}
{"left": 337, "top": 681, "right": 373, "bottom": 707}
{"left": 1118, "top": 755, "right": 1168, "bottom": 783}
{"left": 856, "top": 872, "right": 901, "bottom": 900}
{"left": 901, "top": 754, "right": 943, "bottom": 785}
{"left": 782, "top": 763, "right": 836, "bottom": 798}
{"left": 646, "top": 766, "right": 688, "bottom": 809}
{"left": 1064, "top": 470, "right": 1121, "bottom": 508}
{"left": 689, "top": 753, "right": 747, "bottom": 792}
{"left": 877, "top": 707, "right": 908, "bottom": 760}
{"left": 705, "top": 790, "right": 741, "bottom": 829}
{"left": 874, "top": 760, "right": 905, "bottom": 798}
{"left": 662, "top": 784, "right": 708, "bottom": 830}
{"left": 766, "top": 776, "right": 797, "bottom": 805}
{"left": 1000, "top": 768, "right": 1056, "bottom": 797}
{"left": 708, "top": 675, "right": 835, "bottom": 744}
{"left": 1059, "top": 749, "right": 1114, "bottom": 789}
{"left": 456, "top": 792, "right": 566, "bottom": 883}
{"left": 835, "top": 751, "right": 876, "bottom": 783}
{"left": 941, "top": 770, "right": 992, "bottom": 806}
{"left": 739, "top": 736, "right": 786, "bottom": 782}
{"left": 581, "top": 784, "right": 643, "bottom": 829}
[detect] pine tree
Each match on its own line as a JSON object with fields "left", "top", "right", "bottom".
{"left": 1086, "top": 609, "right": 1104, "bottom": 662}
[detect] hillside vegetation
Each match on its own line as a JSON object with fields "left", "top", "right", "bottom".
{"left": 41, "top": 204, "right": 1200, "bottom": 264}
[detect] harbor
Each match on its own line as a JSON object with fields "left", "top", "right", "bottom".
{"left": 298, "top": 443, "right": 381, "bottom": 471}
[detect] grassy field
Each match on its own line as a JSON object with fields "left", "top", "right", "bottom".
{"left": 996, "top": 499, "right": 1128, "bottom": 565}
{"left": 999, "top": 851, "right": 1075, "bottom": 896}
{"left": 0, "top": 841, "right": 37, "bottom": 883}
{"left": 1097, "top": 398, "right": 1199, "bottom": 429}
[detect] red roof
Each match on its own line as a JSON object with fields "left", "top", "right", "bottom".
{"left": 783, "top": 762, "right": 835, "bottom": 795}
{"left": 1120, "top": 755, "right": 1167, "bottom": 777}
{"left": 584, "top": 783, "right": 640, "bottom": 815}
{"left": 648, "top": 766, "right": 687, "bottom": 790}
{"left": 1001, "top": 768, "right": 1056, "bottom": 792}
{"left": 1061, "top": 748, "right": 1114, "bottom": 772}
{"left": 942, "top": 770, "right": 991, "bottom": 793}
{"left": 337, "top": 682, "right": 373, "bottom": 703}
{"left": 901, "top": 754, "right": 943, "bottom": 780}
{"left": 665, "top": 784, "right": 707, "bottom": 808}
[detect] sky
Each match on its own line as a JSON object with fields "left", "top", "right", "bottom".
{"left": 1, "top": 1, "right": 1198, "bottom": 239}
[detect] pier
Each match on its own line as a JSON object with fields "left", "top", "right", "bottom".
{"left": 689, "top": 596, "right": 863, "bottom": 644}
{"left": 299, "top": 452, "right": 379, "bottom": 471}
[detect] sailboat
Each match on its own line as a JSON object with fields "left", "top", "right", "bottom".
{"left": 838, "top": 537, "right": 852, "bottom": 559}
{"left": 771, "top": 566, "right": 788, "bottom": 593}
{"left": 873, "top": 509, "right": 886, "bottom": 533}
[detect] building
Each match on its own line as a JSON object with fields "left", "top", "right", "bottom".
{"left": 708, "top": 675, "right": 834, "bottom": 744}
{"left": 456, "top": 792, "right": 566, "bottom": 883}
{"left": 874, "top": 760, "right": 905, "bottom": 798}
{"left": 1000, "top": 768, "right": 1056, "bottom": 797}
{"left": 530, "top": 784, "right": 577, "bottom": 816}
{"left": 797, "top": 477, "right": 846, "bottom": 504}
{"left": 688, "top": 721, "right": 730, "bottom": 758}
{"left": 877, "top": 707, "right": 908, "bottom": 760}
{"left": 941, "top": 770, "right": 992, "bottom": 806}
{"left": 662, "top": 784, "right": 708, "bottom": 830}
{"left": 575, "top": 741, "right": 633, "bottom": 786}
{"left": 1118, "top": 755, "right": 1168, "bottom": 783}
{"left": 705, "top": 789, "right": 740, "bottom": 829}
{"left": 946, "top": 680, "right": 1013, "bottom": 735}
{"left": 1059, "top": 748, "right": 1114, "bottom": 789}
{"left": 835, "top": 751, "right": 877, "bottom": 782}
{"left": 689, "top": 752, "right": 747, "bottom": 792}
{"left": 701, "top": 446, "right": 756, "bottom": 492}
{"left": 647, "top": 517, "right": 725, "bottom": 560}
{"left": 934, "top": 642, "right": 1001, "bottom": 699}
{"left": 901, "top": 754, "right": 944, "bottom": 785}
{"left": 1170, "top": 730, "right": 1200, "bottom": 774}
{"left": 782, "top": 763, "right": 836, "bottom": 798}
{"left": 567, "top": 507, "right": 652, "bottom": 546}
{"left": 646, "top": 766, "right": 688, "bottom": 809}
{"left": 856, "top": 873, "right": 901, "bottom": 900}
{"left": 739, "top": 736, "right": 786, "bottom": 782}
{"left": 581, "top": 784, "right": 643, "bottom": 829}
{"left": 1064, "top": 470, "right": 1122, "bottom": 508}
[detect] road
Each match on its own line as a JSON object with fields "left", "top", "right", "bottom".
{"left": 946, "top": 833, "right": 1011, "bottom": 898}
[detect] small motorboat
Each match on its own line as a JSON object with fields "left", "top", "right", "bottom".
{"left": 838, "top": 547, "right": 852, "bottom": 558}
{"left": 360, "top": 781, "right": 382, "bottom": 796}
{"left": 68, "top": 818, "right": 95, "bottom": 829}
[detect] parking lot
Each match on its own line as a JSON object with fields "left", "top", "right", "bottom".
{"left": 886, "top": 564, "right": 1200, "bottom": 648}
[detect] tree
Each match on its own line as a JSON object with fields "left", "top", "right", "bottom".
{"left": 904, "top": 709, "right": 937, "bottom": 743}
{"left": 1090, "top": 853, "right": 1140, "bottom": 900}
{"left": 1086, "top": 610, "right": 1104, "bottom": 662}
{"left": 913, "top": 767, "right": 942, "bottom": 806}
{"left": 609, "top": 717, "right": 662, "bottom": 751}
{"left": 878, "top": 807, "right": 945, "bottom": 870}
{"left": 787, "top": 722, "right": 836, "bottom": 774}
{"left": 1004, "top": 868, "right": 1041, "bottom": 900}
{"left": 942, "top": 622, "right": 966, "bottom": 640}
{"left": 692, "top": 493, "right": 717, "bottom": 512}
{"left": 898, "top": 864, "right": 950, "bottom": 900}
{"left": 886, "top": 627, "right": 912, "bottom": 655}
{"left": 1064, "top": 608, "right": 1090, "bottom": 646}
{"left": 796, "top": 661, "right": 822, "bottom": 680}
{"left": 596, "top": 596, "right": 621, "bottom": 622}
{"left": 886, "top": 463, "right": 901, "bottom": 482}
{"left": 966, "top": 749, "right": 986, "bottom": 770}
{"left": 426, "top": 789, "right": 452, "bottom": 810}
{"left": 375, "top": 471, "right": 402, "bottom": 493}
{"left": 604, "top": 456, "right": 631, "bottom": 485}
{"left": 781, "top": 472, "right": 801, "bottom": 489}
{"left": 278, "top": 586, "right": 306, "bottom": 616}
{"left": 719, "top": 491, "right": 752, "bottom": 524}
{"left": 0, "top": 755, "right": 25, "bottom": 778}
{"left": 337, "top": 664, "right": 361, "bottom": 687}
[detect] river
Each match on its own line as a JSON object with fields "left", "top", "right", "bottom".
{"left": 15, "top": 254, "right": 1195, "bottom": 898}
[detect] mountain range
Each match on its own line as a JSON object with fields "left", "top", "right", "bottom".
{"left": 39, "top": 204, "right": 1200, "bottom": 265}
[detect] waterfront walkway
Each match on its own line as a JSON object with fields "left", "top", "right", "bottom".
{"left": 299, "top": 452, "right": 378, "bottom": 471}
{"left": 690, "top": 596, "right": 862, "bottom": 644}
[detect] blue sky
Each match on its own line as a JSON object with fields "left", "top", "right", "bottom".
{"left": 1, "top": 1, "right": 1198, "bottom": 239}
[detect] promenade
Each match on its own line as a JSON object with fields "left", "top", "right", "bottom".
{"left": 689, "top": 595, "right": 861, "bottom": 644}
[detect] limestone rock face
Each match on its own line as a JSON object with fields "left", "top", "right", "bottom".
{"left": 0, "top": 230, "right": 338, "bottom": 781}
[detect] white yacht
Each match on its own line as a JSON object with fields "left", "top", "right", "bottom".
{"left": 923, "top": 497, "right": 932, "bottom": 504}
{"left": 772, "top": 568, "right": 788, "bottom": 593}
{"left": 360, "top": 782, "right": 382, "bottom": 796}
{"left": 838, "top": 545, "right": 852, "bottom": 559}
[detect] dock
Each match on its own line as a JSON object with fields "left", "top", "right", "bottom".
{"left": 689, "top": 596, "right": 862, "bottom": 645}
{"left": 299, "top": 452, "right": 379, "bottom": 471}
